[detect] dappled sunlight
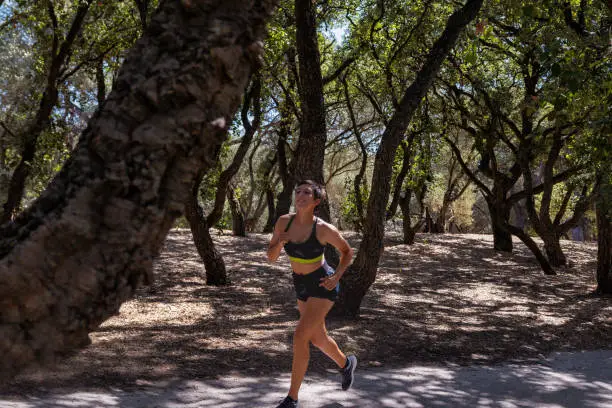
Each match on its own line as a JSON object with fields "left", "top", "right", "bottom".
{"left": 4, "top": 229, "right": 610, "bottom": 396}
{"left": 100, "top": 299, "right": 215, "bottom": 328}
{"left": 4, "top": 352, "right": 610, "bottom": 407}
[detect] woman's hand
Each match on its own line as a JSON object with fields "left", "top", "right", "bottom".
{"left": 278, "top": 232, "right": 291, "bottom": 245}
{"left": 268, "top": 218, "right": 291, "bottom": 263}
{"left": 319, "top": 273, "right": 340, "bottom": 291}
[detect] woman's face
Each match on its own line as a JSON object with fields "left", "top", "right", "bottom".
{"left": 294, "top": 184, "right": 320, "bottom": 211}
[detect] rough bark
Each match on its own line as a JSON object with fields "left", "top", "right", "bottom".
{"left": 293, "top": 0, "right": 329, "bottom": 219}
{"left": 293, "top": 0, "right": 339, "bottom": 265}
{"left": 0, "top": 0, "right": 275, "bottom": 379}
{"left": 542, "top": 231, "right": 567, "bottom": 267}
{"left": 487, "top": 199, "right": 513, "bottom": 252}
{"left": 1, "top": 1, "right": 93, "bottom": 223}
{"left": 185, "top": 172, "right": 228, "bottom": 286}
{"left": 335, "top": 0, "right": 484, "bottom": 317}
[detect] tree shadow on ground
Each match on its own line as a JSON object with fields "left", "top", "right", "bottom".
{"left": 3, "top": 351, "right": 611, "bottom": 407}
{"left": 2, "top": 230, "right": 610, "bottom": 398}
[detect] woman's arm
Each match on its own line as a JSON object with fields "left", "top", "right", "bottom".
{"left": 318, "top": 223, "right": 354, "bottom": 289}
{"left": 267, "top": 216, "right": 291, "bottom": 263}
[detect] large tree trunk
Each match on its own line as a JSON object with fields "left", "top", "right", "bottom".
{"left": 542, "top": 231, "right": 567, "bottom": 267}
{"left": 510, "top": 199, "right": 528, "bottom": 231}
{"left": 596, "top": 179, "right": 612, "bottom": 294}
{"left": 0, "top": 0, "right": 274, "bottom": 380}
{"left": 275, "top": 184, "right": 293, "bottom": 220}
{"left": 293, "top": 0, "right": 339, "bottom": 266}
{"left": 293, "top": 0, "right": 326, "bottom": 189}
{"left": 334, "top": 0, "right": 484, "bottom": 317}
{"left": 487, "top": 200, "right": 513, "bottom": 252}
{"left": 185, "top": 172, "right": 228, "bottom": 286}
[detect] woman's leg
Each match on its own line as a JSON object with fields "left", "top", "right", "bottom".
{"left": 288, "top": 297, "right": 334, "bottom": 400}
{"left": 297, "top": 300, "right": 345, "bottom": 367}
{"left": 310, "top": 321, "right": 346, "bottom": 368}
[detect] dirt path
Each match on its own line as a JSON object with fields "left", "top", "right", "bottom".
{"left": 2, "top": 230, "right": 610, "bottom": 401}
{"left": 2, "top": 350, "right": 611, "bottom": 407}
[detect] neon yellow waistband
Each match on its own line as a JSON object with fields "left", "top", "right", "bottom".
{"left": 288, "top": 254, "right": 324, "bottom": 264}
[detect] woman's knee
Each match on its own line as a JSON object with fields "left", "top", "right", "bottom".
{"left": 293, "top": 326, "right": 312, "bottom": 347}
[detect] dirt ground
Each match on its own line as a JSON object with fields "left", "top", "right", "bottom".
{"left": 3, "top": 229, "right": 611, "bottom": 396}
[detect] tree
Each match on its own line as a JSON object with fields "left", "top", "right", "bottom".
{"left": 185, "top": 76, "right": 262, "bottom": 285}
{"left": 335, "top": 0, "right": 485, "bottom": 316}
{"left": 398, "top": 132, "right": 429, "bottom": 244}
{"left": 431, "top": 130, "right": 473, "bottom": 233}
{"left": 0, "top": 0, "right": 276, "bottom": 380}
{"left": 439, "top": 0, "right": 608, "bottom": 271}
{"left": 1, "top": 0, "right": 94, "bottom": 223}
{"left": 0, "top": 1, "right": 150, "bottom": 218}
{"left": 340, "top": 74, "right": 377, "bottom": 231}
{"left": 596, "top": 172, "right": 612, "bottom": 294}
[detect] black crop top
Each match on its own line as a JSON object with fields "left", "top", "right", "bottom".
{"left": 283, "top": 215, "right": 325, "bottom": 264}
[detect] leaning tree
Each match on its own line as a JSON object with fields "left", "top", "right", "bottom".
{"left": 0, "top": 0, "right": 276, "bottom": 380}
{"left": 335, "top": 0, "right": 485, "bottom": 316}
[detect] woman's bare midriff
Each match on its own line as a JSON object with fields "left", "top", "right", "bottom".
{"left": 291, "top": 259, "right": 325, "bottom": 275}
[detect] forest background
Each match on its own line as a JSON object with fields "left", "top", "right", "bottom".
{"left": 0, "top": 0, "right": 610, "bottom": 380}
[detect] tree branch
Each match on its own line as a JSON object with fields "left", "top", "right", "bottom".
{"left": 444, "top": 135, "right": 492, "bottom": 197}
{"left": 507, "top": 165, "right": 586, "bottom": 204}
{"left": 323, "top": 56, "right": 357, "bottom": 85}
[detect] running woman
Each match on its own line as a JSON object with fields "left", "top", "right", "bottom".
{"left": 267, "top": 180, "right": 357, "bottom": 408}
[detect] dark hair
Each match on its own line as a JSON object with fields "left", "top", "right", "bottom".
{"left": 296, "top": 179, "right": 327, "bottom": 202}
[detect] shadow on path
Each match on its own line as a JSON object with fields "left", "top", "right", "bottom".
{"left": 2, "top": 350, "right": 611, "bottom": 408}
{"left": 2, "top": 231, "right": 609, "bottom": 395}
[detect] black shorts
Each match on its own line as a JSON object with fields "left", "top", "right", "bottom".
{"left": 292, "top": 263, "right": 339, "bottom": 302}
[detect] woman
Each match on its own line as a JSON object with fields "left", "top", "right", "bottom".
{"left": 267, "top": 180, "right": 357, "bottom": 408}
